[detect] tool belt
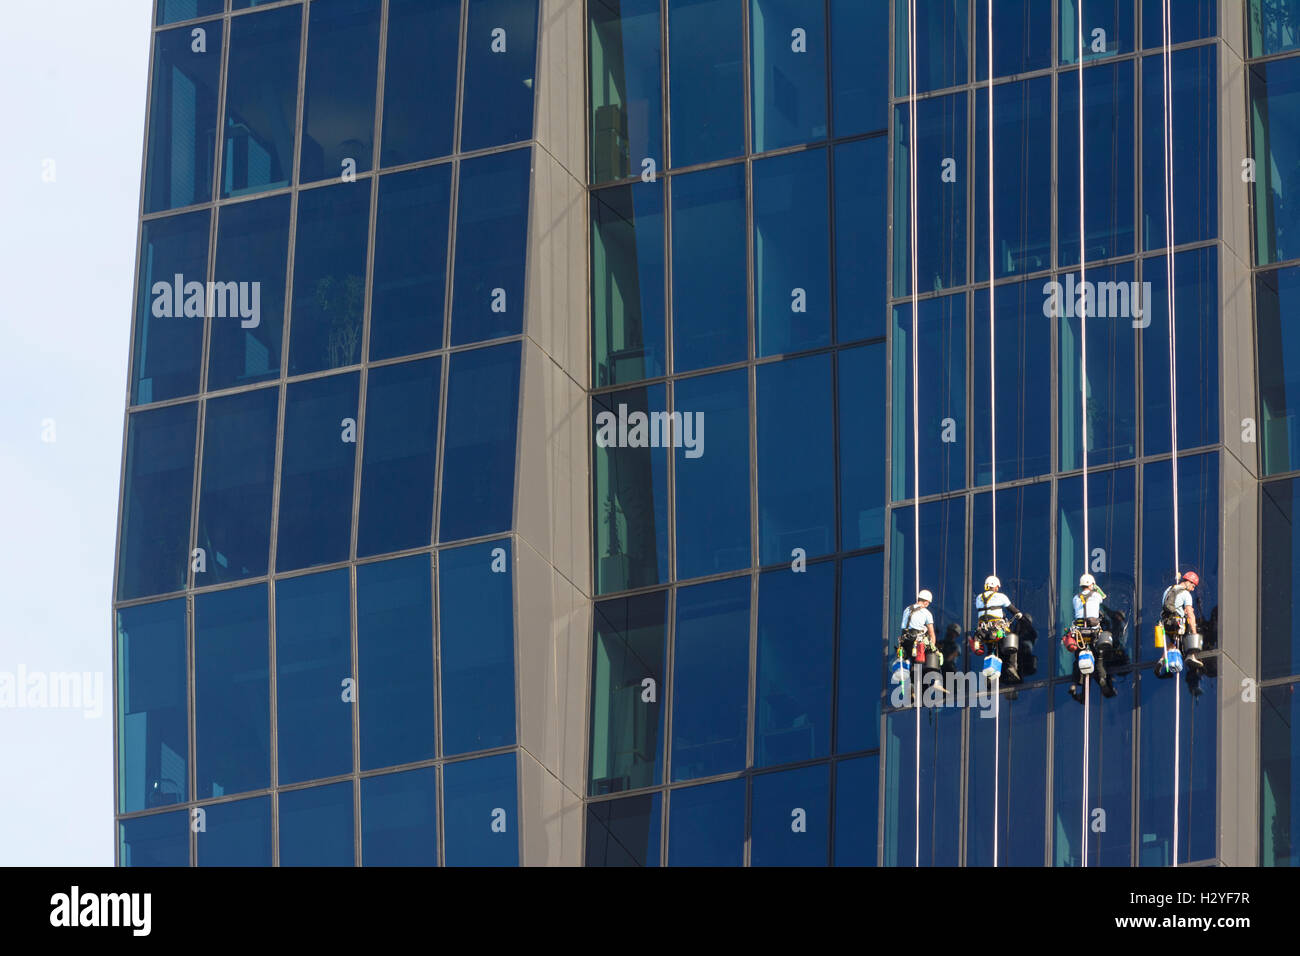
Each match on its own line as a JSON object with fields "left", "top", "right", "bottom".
{"left": 1159, "top": 612, "right": 1187, "bottom": 636}
{"left": 1070, "top": 621, "right": 1100, "bottom": 646}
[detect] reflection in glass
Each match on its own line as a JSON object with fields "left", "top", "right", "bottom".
{"left": 966, "top": 686, "right": 1047, "bottom": 865}
{"left": 751, "top": 763, "right": 829, "bottom": 866}
{"left": 117, "top": 599, "right": 188, "bottom": 813}
{"left": 144, "top": 24, "right": 222, "bottom": 212}
{"left": 1261, "top": 479, "right": 1300, "bottom": 680}
{"left": 382, "top": 0, "right": 459, "bottom": 166}
{"left": 750, "top": 0, "right": 827, "bottom": 152}
{"left": 197, "top": 795, "right": 271, "bottom": 866}
{"left": 888, "top": 497, "right": 966, "bottom": 668}
{"left": 120, "top": 811, "right": 189, "bottom": 867}
{"left": 361, "top": 766, "right": 438, "bottom": 866}
{"left": 972, "top": 485, "right": 1051, "bottom": 679}
{"left": 1052, "top": 681, "right": 1133, "bottom": 866}
{"left": 893, "top": 0, "right": 968, "bottom": 95}
{"left": 892, "top": 293, "right": 966, "bottom": 499}
{"left": 461, "top": 0, "right": 539, "bottom": 150}
{"left": 668, "top": 0, "right": 744, "bottom": 167}
{"left": 667, "top": 777, "right": 745, "bottom": 865}
{"left": 1250, "top": 56, "right": 1300, "bottom": 266}
{"left": 831, "top": 0, "right": 888, "bottom": 136}
{"left": 443, "top": 753, "right": 519, "bottom": 866}
{"left": 1258, "top": 266, "right": 1300, "bottom": 475}
{"left": 592, "top": 181, "right": 665, "bottom": 386}
{"left": 1138, "top": 671, "right": 1216, "bottom": 865}
{"left": 132, "top": 210, "right": 209, "bottom": 405}
{"left": 279, "top": 781, "right": 355, "bottom": 866}
{"left": 590, "top": 0, "right": 663, "bottom": 184}
{"left": 1250, "top": 0, "right": 1300, "bottom": 56}
{"left": 221, "top": 5, "right": 301, "bottom": 198}
{"left": 893, "top": 93, "right": 967, "bottom": 294}
{"left": 1261, "top": 681, "right": 1300, "bottom": 865}
{"left": 883, "top": 704, "right": 961, "bottom": 865}
{"left": 586, "top": 793, "right": 661, "bottom": 866}
{"left": 1142, "top": 47, "right": 1216, "bottom": 250}
{"left": 158, "top": 0, "right": 222, "bottom": 24}
{"left": 300, "top": 0, "right": 380, "bottom": 183}
{"left": 1142, "top": 0, "right": 1214, "bottom": 46}
{"left": 589, "top": 592, "right": 666, "bottom": 794}
{"left": 1060, "top": 0, "right": 1132, "bottom": 64}
{"left": 976, "top": 0, "right": 1051, "bottom": 78}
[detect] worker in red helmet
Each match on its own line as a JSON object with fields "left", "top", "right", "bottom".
{"left": 1157, "top": 570, "right": 1203, "bottom": 678}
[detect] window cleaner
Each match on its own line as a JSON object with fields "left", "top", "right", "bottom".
{"left": 894, "top": 589, "right": 942, "bottom": 694}
{"left": 1155, "top": 570, "right": 1203, "bottom": 682}
{"left": 970, "top": 575, "right": 1025, "bottom": 683}
{"left": 1065, "top": 573, "right": 1117, "bottom": 704}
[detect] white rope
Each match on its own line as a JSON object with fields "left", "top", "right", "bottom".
{"left": 908, "top": 0, "right": 921, "bottom": 870}
{"left": 1077, "top": 0, "right": 1090, "bottom": 871}
{"left": 1082, "top": 677, "right": 1090, "bottom": 865}
{"left": 986, "top": 0, "right": 998, "bottom": 870}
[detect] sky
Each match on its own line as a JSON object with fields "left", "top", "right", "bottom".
{"left": 0, "top": 0, "right": 153, "bottom": 865}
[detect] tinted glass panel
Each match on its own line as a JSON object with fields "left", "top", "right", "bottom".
{"left": 145, "top": 24, "right": 222, "bottom": 212}
{"left": 670, "top": 164, "right": 747, "bottom": 372}
{"left": 834, "top": 137, "right": 887, "bottom": 343}
{"left": 754, "top": 149, "right": 830, "bottom": 356}
{"left": 1138, "top": 671, "right": 1216, "bottom": 865}
{"left": 1060, "top": 0, "right": 1133, "bottom": 63}
{"left": 119, "top": 811, "right": 189, "bottom": 867}
{"left": 1259, "top": 266, "right": 1300, "bottom": 475}
{"left": 833, "top": 754, "right": 878, "bottom": 865}
{"left": 593, "top": 180, "right": 665, "bottom": 386}
{"left": 891, "top": 293, "right": 966, "bottom": 499}
{"left": 668, "top": 0, "right": 744, "bottom": 167}
{"left": 358, "top": 357, "right": 440, "bottom": 557}
{"left": 279, "top": 781, "right": 355, "bottom": 866}
{"left": 288, "top": 180, "right": 371, "bottom": 374}
{"left": 276, "top": 372, "right": 359, "bottom": 572}
{"left": 1250, "top": 0, "right": 1300, "bottom": 56}
{"left": 590, "top": 0, "right": 663, "bottom": 184}
{"left": 1142, "top": 47, "right": 1216, "bottom": 250}
{"left": 451, "top": 149, "right": 531, "bottom": 345}
{"left": 382, "top": 0, "right": 459, "bottom": 166}
{"left": 1262, "top": 479, "right": 1300, "bottom": 680}
{"left": 443, "top": 753, "right": 519, "bottom": 866}
{"left": 158, "top": 0, "right": 223, "bottom": 24}
{"left": 197, "top": 795, "right": 271, "bottom": 866}
{"left": 274, "top": 569, "right": 352, "bottom": 785}
{"left": 1261, "top": 681, "right": 1300, "bottom": 865}
{"left": 208, "top": 194, "right": 290, "bottom": 389}
{"left": 593, "top": 384, "right": 670, "bottom": 593}
{"left": 839, "top": 344, "right": 885, "bottom": 551}
{"left": 440, "top": 539, "right": 516, "bottom": 755}
{"left": 893, "top": 93, "right": 967, "bottom": 294}
{"left": 1143, "top": 0, "right": 1214, "bottom": 47}
{"left": 132, "top": 210, "right": 209, "bottom": 405}
{"left": 966, "top": 685, "right": 1048, "bottom": 865}
{"left": 667, "top": 777, "right": 745, "bottom": 865}
{"left": 883, "top": 703, "right": 961, "bottom": 865}
{"left": 195, "top": 584, "right": 270, "bottom": 798}
{"left": 361, "top": 766, "right": 439, "bottom": 866}
{"left": 222, "top": 6, "right": 301, "bottom": 198}
{"left": 1251, "top": 56, "right": 1300, "bottom": 266}
{"left": 439, "top": 342, "right": 521, "bottom": 542}
{"left": 586, "top": 793, "right": 662, "bottom": 866}
{"left": 357, "top": 555, "right": 435, "bottom": 770}
{"left": 589, "top": 592, "right": 667, "bottom": 794}
{"left": 750, "top": 0, "right": 827, "bottom": 152}
{"left": 894, "top": 0, "right": 968, "bottom": 94}
{"left": 976, "top": 0, "right": 1051, "bottom": 78}
{"left": 756, "top": 562, "right": 834, "bottom": 767}
{"left": 118, "top": 403, "right": 197, "bottom": 600}
{"left": 839, "top": 552, "right": 884, "bottom": 754}
{"left": 461, "top": 0, "right": 539, "bottom": 150}
{"left": 831, "top": 0, "right": 888, "bottom": 136}
{"left": 1052, "top": 680, "right": 1134, "bottom": 865}
{"left": 674, "top": 369, "right": 750, "bottom": 579}
{"left": 751, "top": 763, "right": 829, "bottom": 866}
{"left": 117, "top": 599, "right": 188, "bottom": 813}
{"left": 300, "top": 0, "right": 380, "bottom": 183}
{"left": 370, "top": 165, "right": 452, "bottom": 361}
{"left": 671, "top": 576, "right": 750, "bottom": 782}
{"left": 888, "top": 497, "right": 966, "bottom": 667}
{"left": 972, "top": 484, "right": 1051, "bottom": 681}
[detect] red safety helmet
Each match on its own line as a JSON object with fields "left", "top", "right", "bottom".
{"left": 1181, "top": 571, "right": 1200, "bottom": 587}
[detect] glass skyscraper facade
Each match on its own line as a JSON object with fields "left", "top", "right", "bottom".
{"left": 116, "top": 0, "right": 1299, "bottom": 866}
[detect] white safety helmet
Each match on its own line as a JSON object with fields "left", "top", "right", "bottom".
{"left": 917, "top": 589, "right": 933, "bottom": 603}
{"left": 1079, "top": 573, "right": 1096, "bottom": 589}
{"left": 984, "top": 575, "right": 1000, "bottom": 590}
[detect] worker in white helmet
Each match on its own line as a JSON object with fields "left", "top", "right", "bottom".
{"left": 1064, "top": 573, "right": 1117, "bottom": 703}
{"left": 897, "top": 589, "right": 941, "bottom": 681}
{"left": 971, "top": 574, "right": 1025, "bottom": 682}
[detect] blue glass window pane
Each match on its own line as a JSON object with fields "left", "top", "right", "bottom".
{"left": 382, "top": 0, "right": 459, "bottom": 166}
{"left": 1258, "top": 266, "right": 1300, "bottom": 475}
{"left": 589, "top": 592, "right": 667, "bottom": 794}
{"left": 671, "top": 576, "right": 750, "bottom": 782}
{"left": 894, "top": 0, "right": 968, "bottom": 95}
{"left": 973, "top": 280, "right": 1051, "bottom": 483}
{"left": 117, "top": 599, "right": 188, "bottom": 813}
{"left": 1056, "top": 467, "right": 1136, "bottom": 673}
{"left": 440, "top": 539, "right": 517, "bottom": 755}
{"left": 667, "top": 777, "right": 745, "bottom": 865}
{"left": 145, "top": 24, "right": 222, "bottom": 212}
{"left": 196, "top": 387, "right": 278, "bottom": 584}
{"left": 451, "top": 149, "right": 531, "bottom": 345}
{"left": 757, "top": 354, "right": 834, "bottom": 563}
{"left": 276, "top": 372, "right": 359, "bottom": 572}
{"left": 972, "top": 485, "right": 1051, "bottom": 680}
{"left": 221, "top": 5, "right": 301, "bottom": 198}
{"left": 119, "top": 811, "right": 189, "bottom": 867}
{"left": 279, "top": 781, "right": 355, "bottom": 866}
{"left": 670, "top": 164, "right": 747, "bottom": 372}
{"left": 461, "top": 0, "right": 539, "bottom": 150}
{"left": 966, "top": 685, "right": 1048, "bottom": 865}
{"left": 751, "top": 763, "right": 829, "bottom": 866}
{"left": 132, "top": 210, "right": 209, "bottom": 405}
{"left": 1250, "top": 0, "right": 1300, "bottom": 56}
{"left": 754, "top": 149, "right": 830, "bottom": 356}
{"left": 1052, "top": 680, "right": 1134, "bottom": 865}
{"left": 357, "top": 555, "right": 435, "bottom": 770}
{"left": 275, "top": 569, "right": 352, "bottom": 785}
{"left": 834, "top": 754, "right": 878, "bottom": 865}
{"left": 674, "top": 369, "right": 750, "bottom": 579}
{"left": 1143, "top": 0, "right": 1214, "bottom": 46}
{"left": 750, "top": 0, "right": 827, "bottom": 152}
{"left": 668, "top": 0, "right": 744, "bottom": 167}
{"left": 361, "top": 766, "right": 439, "bottom": 866}
{"left": 756, "top": 562, "right": 834, "bottom": 767}
{"left": 893, "top": 93, "right": 967, "bottom": 294}
{"left": 593, "top": 385, "right": 670, "bottom": 593}
{"left": 1058, "top": 61, "right": 1135, "bottom": 265}
{"left": 1261, "top": 479, "right": 1300, "bottom": 680}
{"left": 590, "top": 0, "right": 663, "bottom": 184}
{"left": 891, "top": 293, "right": 966, "bottom": 499}
{"left": 839, "top": 552, "right": 883, "bottom": 753}
{"left": 592, "top": 180, "right": 665, "bottom": 386}
{"left": 586, "top": 793, "right": 662, "bottom": 866}
{"left": 208, "top": 194, "right": 290, "bottom": 389}
{"left": 831, "top": 0, "right": 888, "bottom": 136}
{"left": 195, "top": 584, "right": 270, "bottom": 798}
{"left": 370, "top": 165, "right": 451, "bottom": 361}
{"left": 839, "top": 344, "right": 886, "bottom": 550}
{"left": 883, "top": 703, "right": 961, "bottom": 865}
{"left": 834, "top": 137, "right": 887, "bottom": 343}
{"left": 1138, "top": 671, "right": 1216, "bottom": 865}
{"left": 974, "top": 77, "right": 1051, "bottom": 281}
{"left": 197, "top": 795, "right": 271, "bottom": 866}
{"left": 1060, "top": 0, "right": 1133, "bottom": 63}
{"left": 118, "top": 403, "right": 198, "bottom": 601}
{"left": 358, "top": 358, "right": 440, "bottom": 557}
{"left": 439, "top": 342, "right": 521, "bottom": 541}
{"left": 1261, "top": 681, "right": 1300, "bottom": 865}
{"left": 976, "top": 0, "right": 1051, "bottom": 78}
{"left": 158, "top": 0, "right": 223, "bottom": 24}
{"left": 288, "top": 180, "right": 371, "bottom": 374}
{"left": 300, "top": 0, "right": 380, "bottom": 184}
{"left": 444, "top": 753, "right": 519, "bottom": 866}
{"left": 1142, "top": 47, "right": 1216, "bottom": 250}
{"left": 1250, "top": 57, "right": 1300, "bottom": 266}
{"left": 1057, "top": 262, "right": 1138, "bottom": 469}
{"left": 888, "top": 497, "right": 966, "bottom": 667}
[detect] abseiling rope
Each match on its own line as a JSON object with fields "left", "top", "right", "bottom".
{"left": 907, "top": 0, "right": 921, "bottom": 870}
{"left": 986, "top": 0, "right": 999, "bottom": 870}
{"left": 1077, "top": 0, "right": 1091, "bottom": 870}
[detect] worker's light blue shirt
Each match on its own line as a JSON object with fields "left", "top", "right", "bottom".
{"left": 1163, "top": 585, "right": 1193, "bottom": 618}
{"left": 901, "top": 605, "right": 933, "bottom": 633}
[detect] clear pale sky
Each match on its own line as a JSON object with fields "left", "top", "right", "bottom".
{"left": 0, "top": 0, "right": 153, "bottom": 865}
